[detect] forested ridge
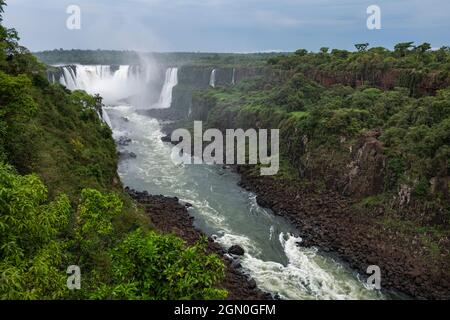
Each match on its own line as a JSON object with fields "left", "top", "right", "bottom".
{"left": 200, "top": 42, "right": 450, "bottom": 223}
{"left": 181, "top": 42, "right": 450, "bottom": 298}
{"left": 0, "top": 1, "right": 227, "bottom": 300}
{"left": 35, "top": 49, "right": 280, "bottom": 67}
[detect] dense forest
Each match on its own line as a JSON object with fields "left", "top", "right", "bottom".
{"left": 194, "top": 42, "right": 450, "bottom": 234}
{"left": 0, "top": 1, "right": 227, "bottom": 299}
{"left": 35, "top": 49, "right": 281, "bottom": 67}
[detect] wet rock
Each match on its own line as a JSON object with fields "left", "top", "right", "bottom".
{"left": 117, "top": 136, "right": 132, "bottom": 146}
{"left": 161, "top": 135, "right": 172, "bottom": 143}
{"left": 228, "top": 245, "right": 245, "bottom": 256}
{"left": 118, "top": 151, "right": 137, "bottom": 159}
{"left": 235, "top": 164, "right": 450, "bottom": 300}
{"left": 231, "top": 260, "right": 242, "bottom": 270}
{"left": 247, "top": 278, "right": 257, "bottom": 290}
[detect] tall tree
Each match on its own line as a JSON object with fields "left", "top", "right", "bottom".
{"left": 355, "top": 43, "right": 369, "bottom": 52}
{"left": 0, "top": 0, "right": 6, "bottom": 21}
{"left": 394, "top": 42, "right": 414, "bottom": 57}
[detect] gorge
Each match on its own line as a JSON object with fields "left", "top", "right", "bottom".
{"left": 47, "top": 62, "right": 386, "bottom": 300}
{"left": 2, "top": 0, "right": 449, "bottom": 302}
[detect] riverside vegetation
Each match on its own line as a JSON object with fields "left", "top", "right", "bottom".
{"left": 4, "top": 0, "right": 450, "bottom": 299}
{"left": 0, "top": 1, "right": 227, "bottom": 300}
{"left": 35, "top": 44, "right": 450, "bottom": 298}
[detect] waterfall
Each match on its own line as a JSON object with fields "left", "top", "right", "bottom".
{"left": 101, "top": 109, "right": 113, "bottom": 128}
{"left": 59, "top": 74, "right": 67, "bottom": 87}
{"left": 209, "top": 68, "right": 216, "bottom": 88}
{"left": 155, "top": 67, "right": 178, "bottom": 109}
{"left": 62, "top": 67, "right": 77, "bottom": 90}
{"left": 50, "top": 64, "right": 156, "bottom": 125}
{"left": 51, "top": 64, "right": 154, "bottom": 106}
{"left": 231, "top": 68, "right": 236, "bottom": 85}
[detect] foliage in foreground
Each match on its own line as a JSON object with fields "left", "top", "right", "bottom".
{"left": 0, "top": 164, "right": 226, "bottom": 300}
{"left": 0, "top": 1, "right": 226, "bottom": 300}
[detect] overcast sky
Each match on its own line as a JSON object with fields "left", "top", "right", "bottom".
{"left": 3, "top": 0, "right": 450, "bottom": 52}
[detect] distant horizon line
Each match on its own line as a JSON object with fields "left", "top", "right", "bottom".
{"left": 33, "top": 49, "right": 292, "bottom": 55}
{"left": 32, "top": 43, "right": 447, "bottom": 55}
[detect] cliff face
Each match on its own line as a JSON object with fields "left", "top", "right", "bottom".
{"left": 186, "top": 91, "right": 449, "bottom": 226}
{"left": 178, "top": 65, "right": 213, "bottom": 88}
{"left": 176, "top": 65, "right": 266, "bottom": 88}
{"left": 304, "top": 68, "right": 450, "bottom": 97}
{"left": 149, "top": 65, "right": 265, "bottom": 120}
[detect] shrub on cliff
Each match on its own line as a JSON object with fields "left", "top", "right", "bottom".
{"left": 91, "top": 230, "right": 227, "bottom": 300}
{"left": 0, "top": 164, "right": 227, "bottom": 300}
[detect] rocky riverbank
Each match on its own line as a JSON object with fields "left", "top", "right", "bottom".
{"left": 125, "top": 187, "right": 270, "bottom": 300}
{"left": 236, "top": 166, "right": 450, "bottom": 300}
{"left": 157, "top": 116, "right": 449, "bottom": 300}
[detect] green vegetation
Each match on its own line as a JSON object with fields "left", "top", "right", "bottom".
{"left": 0, "top": 1, "right": 226, "bottom": 300}
{"left": 268, "top": 42, "right": 450, "bottom": 97}
{"left": 34, "top": 49, "right": 283, "bottom": 68}
{"left": 194, "top": 43, "right": 450, "bottom": 235}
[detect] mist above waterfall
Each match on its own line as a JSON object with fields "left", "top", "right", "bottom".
{"left": 55, "top": 55, "right": 163, "bottom": 108}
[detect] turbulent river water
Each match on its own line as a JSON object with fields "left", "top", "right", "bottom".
{"left": 108, "top": 105, "right": 384, "bottom": 300}
{"left": 55, "top": 64, "right": 385, "bottom": 300}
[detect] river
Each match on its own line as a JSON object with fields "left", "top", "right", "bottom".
{"left": 54, "top": 64, "right": 384, "bottom": 300}
{"left": 107, "top": 104, "right": 384, "bottom": 300}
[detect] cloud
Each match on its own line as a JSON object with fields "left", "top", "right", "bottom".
{"left": 3, "top": 0, "right": 450, "bottom": 52}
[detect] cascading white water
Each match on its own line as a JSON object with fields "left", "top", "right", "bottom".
{"left": 62, "top": 67, "right": 77, "bottom": 90}
{"left": 210, "top": 68, "right": 216, "bottom": 88}
{"left": 57, "top": 65, "right": 137, "bottom": 105}
{"left": 155, "top": 67, "right": 178, "bottom": 109}
{"left": 232, "top": 68, "right": 236, "bottom": 85}
{"left": 101, "top": 109, "right": 113, "bottom": 128}
{"left": 52, "top": 63, "right": 161, "bottom": 126}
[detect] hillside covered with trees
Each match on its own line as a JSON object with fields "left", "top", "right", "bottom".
{"left": 0, "top": 1, "right": 227, "bottom": 300}
{"left": 169, "top": 42, "right": 450, "bottom": 299}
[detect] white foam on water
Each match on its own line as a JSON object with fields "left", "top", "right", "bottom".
{"left": 240, "top": 233, "right": 383, "bottom": 300}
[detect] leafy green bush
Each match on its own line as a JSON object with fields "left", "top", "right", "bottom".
{"left": 0, "top": 164, "right": 227, "bottom": 300}
{"left": 90, "top": 230, "right": 227, "bottom": 300}
{"left": 0, "top": 163, "right": 70, "bottom": 299}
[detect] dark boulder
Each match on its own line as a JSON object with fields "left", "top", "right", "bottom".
{"left": 161, "top": 135, "right": 172, "bottom": 143}
{"left": 247, "top": 278, "right": 257, "bottom": 289}
{"left": 228, "top": 245, "right": 245, "bottom": 256}
{"left": 117, "top": 136, "right": 132, "bottom": 146}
